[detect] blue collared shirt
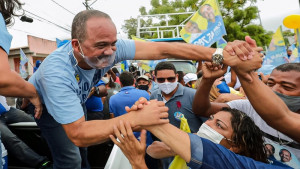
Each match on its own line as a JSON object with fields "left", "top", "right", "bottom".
{"left": 109, "top": 86, "right": 150, "bottom": 117}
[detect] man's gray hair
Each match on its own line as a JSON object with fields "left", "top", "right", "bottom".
{"left": 71, "top": 10, "right": 111, "bottom": 42}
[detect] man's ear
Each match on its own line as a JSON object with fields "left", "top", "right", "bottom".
{"left": 71, "top": 39, "right": 80, "bottom": 53}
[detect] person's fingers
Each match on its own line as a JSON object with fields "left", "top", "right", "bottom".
{"left": 224, "top": 44, "right": 236, "bottom": 56}
{"left": 119, "top": 120, "right": 128, "bottom": 138}
{"left": 137, "top": 103, "right": 144, "bottom": 109}
{"left": 124, "top": 121, "right": 134, "bottom": 140}
{"left": 245, "top": 36, "right": 257, "bottom": 48}
{"left": 113, "top": 125, "right": 124, "bottom": 143}
{"left": 231, "top": 41, "right": 250, "bottom": 61}
{"left": 159, "top": 118, "right": 170, "bottom": 124}
{"left": 109, "top": 134, "right": 121, "bottom": 147}
{"left": 159, "top": 112, "right": 169, "bottom": 119}
{"left": 140, "top": 129, "right": 147, "bottom": 148}
{"left": 130, "top": 105, "right": 138, "bottom": 111}
{"left": 34, "top": 106, "right": 42, "bottom": 119}
{"left": 125, "top": 106, "right": 131, "bottom": 113}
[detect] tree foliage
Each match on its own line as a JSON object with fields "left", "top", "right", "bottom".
{"left": 121, "top": 0, "right": 273, "bottom": 47}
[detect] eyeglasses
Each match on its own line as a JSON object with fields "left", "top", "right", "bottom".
{"left": 156, "top": 77, "right": 176, "bottom": 83}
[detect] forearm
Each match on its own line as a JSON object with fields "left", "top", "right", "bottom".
{"left": 64, "top": 113, "right": 138, "bottom": 147}
{"left": 146, "top": 124, "right": 191, "bottom": 162}
{"left": 0, "top": 70, "right": 37, "bottom": 98}
{"left": 192, "top": 78, "right": 215, "bottom": 117}
{"left": 236, "top": 72, "right": 300, "bottom": 141}
{"left": 147, "top": 141, "right": 176, "bottom": 159}
{"left": 134, "top": 41, "right": 215, "bottom": 61}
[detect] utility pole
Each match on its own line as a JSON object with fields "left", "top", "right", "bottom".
{"left": 82, "top": 0, "right": 97, "bottom": 10}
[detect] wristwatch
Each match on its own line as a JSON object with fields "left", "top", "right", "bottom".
{"left": 212, "top": 48, "right": 224, "bottom": 65}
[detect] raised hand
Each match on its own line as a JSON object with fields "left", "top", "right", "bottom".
{"left": 110, "top": 121, "right": 148, "bottom": 169}
{"left": 202, "top": 62, "right": 228, "bottom": 80}
{"left": 130, "top": 100, "right": 169, "bottom": 127}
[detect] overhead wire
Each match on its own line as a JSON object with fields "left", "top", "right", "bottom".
{"left": 49, "top": 0, "right": 76, "bottom": 16}
{"left": 24, "top": 9, "right": 71, "bottom": 32}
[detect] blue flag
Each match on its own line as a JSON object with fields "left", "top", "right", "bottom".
{"left": 263, "top": 26, "right": 288, "bottom": 67}
{"left": 20, "top": 48, "right": 28, "bottom": 66}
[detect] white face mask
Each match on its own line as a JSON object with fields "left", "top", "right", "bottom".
{"left": 157, "top": 81, "right": 178, "bottom": 94}
{"left": 101, "top": 77, "right": 109, "bottom": 84}
{"left": 197, "top": 123, "right": 225, "bottom": 144}
{"left": 78, "top": 41, "right": 116, "bottom": 69}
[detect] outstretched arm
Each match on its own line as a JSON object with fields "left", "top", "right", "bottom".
{"left": 235, "top": 71, "right": 300, "bottom": 142}
{"left": 134, "top": 40, "right": 254, "bottom": 67}
{"left": 192, "top": 62, "right": 229, "bottom": 117}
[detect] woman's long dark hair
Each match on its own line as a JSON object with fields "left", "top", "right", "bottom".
{"left": 0, "top": 0, "right": 23, "bottom": 26}
{"left": 221, "top": 107, "right": 267, "bottom": 163}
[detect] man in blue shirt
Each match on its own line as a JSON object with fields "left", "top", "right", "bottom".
{"left": 27, "top": 9, "right": 258, "bottom": 169}
{"left": 109, "top": 71, "right": 149, "bottom": 117}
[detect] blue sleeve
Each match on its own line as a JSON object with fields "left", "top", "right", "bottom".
{"left": 113, "top": 39, "right": 135, "bottom": 63}
{"left": 0, "top": 13, "right": 12, "bottom": 54}
{"left": 95, "top": 80, "right": 105, "bottom": 87}
{"left": 186, "top": 134, "right": 204, "bottom": 169}
{"left": 187, "top": 134, "right": 288, "bottom": 169}
{"left": 29, "top": 53, "right": 84, "bottom": 124}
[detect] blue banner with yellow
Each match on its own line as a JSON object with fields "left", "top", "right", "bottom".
{"left": 263, "top": 26, "right": 288, "bottom": 66}
{"left": 180, "top": 0, "right": 226, "bottom": 47}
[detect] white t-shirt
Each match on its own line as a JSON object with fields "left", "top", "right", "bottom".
{"left": 0, "top": 96, "right": 10, "bottom": 112}
{"left": 228, "top": 99, "right": 300, "bottom": 168}
{"left": 224, "top": 72, "right": 241, "bottom": 90}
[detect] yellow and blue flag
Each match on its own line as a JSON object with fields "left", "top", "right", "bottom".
{"left": 20, "top": 48, "right": 28, "bottom": 66}
{"left": 120, "top": 60, "right": 129, "bottom": 72}
{"left": 180, "top": 0, "right": 226, "bottom": 47}
{"left": 216, "top": 37, "right": 227, "bottom": 49}
{"left": 263, "top": 26, "right": 288, "bottom": 67}
{"left": 291, "top": 28, "right": 300, "bottom": 63}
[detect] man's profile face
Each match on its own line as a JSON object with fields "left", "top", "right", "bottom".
{"left": 200, "top": 5, "right": 215, "bottom": 22}
{"left": 267, "top": 70, "right": 300, "bottom": 96}
{"left": 280, "top": 150, "right": 292, "bottom": 162}
{"left": 79, "top": 17, "right": 117, "bottom": 69}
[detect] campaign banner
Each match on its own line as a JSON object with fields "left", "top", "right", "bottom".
{"left": 180, "top": 0, "right": 226, "bottom": 47}
{"left": 263, "top": 26, "right": 288, "bottom": 67}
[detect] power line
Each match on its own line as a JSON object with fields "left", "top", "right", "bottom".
{"left": 24, "top": 10, "right": 71, "bottom": 32}
{"left": 50, "top": 0, "right": 76, "bottom": 16}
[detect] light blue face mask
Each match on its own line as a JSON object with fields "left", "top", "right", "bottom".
{"left": 274, "top": 91, "right": 300, "bottom": 112}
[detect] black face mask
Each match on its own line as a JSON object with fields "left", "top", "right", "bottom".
{"left": 138, "top": 85, "right": 149, "bottom": 91}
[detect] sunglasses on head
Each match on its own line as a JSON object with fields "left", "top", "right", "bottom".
{"left": 157, "top": 77, "right": 176, "bottom": 83}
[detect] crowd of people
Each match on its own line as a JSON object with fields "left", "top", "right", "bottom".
{"left": 0, "top": 0, "right": 299, "bottom": 169}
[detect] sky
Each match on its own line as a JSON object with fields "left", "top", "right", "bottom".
{"left": 8, "top": 0, "right": 300, "bottom": 48}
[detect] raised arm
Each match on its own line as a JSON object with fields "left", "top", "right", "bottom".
{"left": 235, "top": 71, "right": 300, "bottom": 142}
{"left": 192, "top": 62, "right": 229, "bottom": 117}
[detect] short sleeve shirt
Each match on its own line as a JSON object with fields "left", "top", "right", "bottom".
{"left": 0, "top": 13, "right": 12, "bottom": 54}
{"left": 187, "top": 134, "right": 290, "bottom": 169}
{"left": 29, "top": 39, "right": 135, "bottom": 124}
